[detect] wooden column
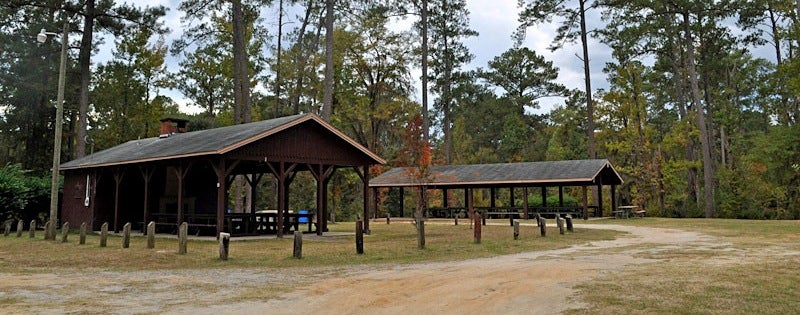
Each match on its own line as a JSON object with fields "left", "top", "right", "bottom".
{"left": 212, "top": 159, "right": 239, "bottom": 238}
{"left": 582, "top": 185, "right": 589, "bottom": 220}
{"left": 597, "top": 178, "right": 604, "bottom": 217}
{"left": 467, "top": 188, "right": 474, "bottom": 219}
{"left": 558, "top": 186, "right": 564, "bottom": 207}
{"left": 113, "top": 170, "right": 124, "bottom": 233}
{"left": 363, "top": 165, "right": 370, "bottom": 234}
{"left": 509, "top": 187, "right": 515, "bottom": 209}
{"left": 244, "top": 173, "right": 263, "bottom": 234}
{"left": 611, "top": 184, "right": 617, "bottom": 219}
{"left": 399, "top": 187, "right": 405, "bottom": 217}
{"left": 140, "top": 166, "right": 155, "bottom": 234}
{"left": 322, "top": 176, "right": 331, "bottom": 232}
{"left": 308, "top": 164, "right": 334, "bottom": 236}
{"left": 442, "top": 188, "right": 449, "bottom": 209}
{"left": 523, "top": 187, "right": 529, "bottom": 220}
{"left": 541, "top": 186, "right": 547, "bottom": 207}
{"left": 173, "top": 162, "right": 193, "bottom": 228}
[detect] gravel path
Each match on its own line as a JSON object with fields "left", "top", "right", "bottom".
{"left": 0, "top": 224, "right": 728, "bottom": 314}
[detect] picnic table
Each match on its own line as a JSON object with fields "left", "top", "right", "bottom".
{"left": 613, "top": 206, "right": 639, "bottom": 219}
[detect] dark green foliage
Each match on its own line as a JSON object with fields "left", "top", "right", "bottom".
{"left": 0, "top": 164, "right": 53, "bottom": 225}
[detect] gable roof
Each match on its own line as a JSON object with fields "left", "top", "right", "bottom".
{"left": 61, "top": 113, "right": 385, "bottom": 170}
{"left": 369, "top": 159, "right": 623, "bottom": 188}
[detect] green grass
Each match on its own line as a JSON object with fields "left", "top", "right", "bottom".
{"left": 0, "top": 220, "right": 618, "bottom": 271}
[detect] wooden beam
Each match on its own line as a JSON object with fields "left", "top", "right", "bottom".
{"left": 582, "top": 185, "right": 589, "bottom": 220}
{"left": 523, "top": 187, "right": 529, "bottom": 220}
{"left": 140, "top": 166, "right": 155, "bottom": 234}
{"left": 611, "top": 184, "right": 617, "bottom": 219}
{"left": 541, "top": 186, "right": 547, "bottom": 207}
{"left": 211, "top": 159, "right": 240, "bottom": 237}
{"left": 362, "top": 165, "right": 370, "bottom": 234}
{"left": 558, "top": 186, "right": 564, "bottom": 207}
{"left": 173, "top": 161, "right": 194, "bottom": 227}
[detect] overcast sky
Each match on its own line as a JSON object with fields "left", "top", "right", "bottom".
{"left": 106, "top": 0, "right": 614, "bottom": 115}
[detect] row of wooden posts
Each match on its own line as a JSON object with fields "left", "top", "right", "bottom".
{"left": 2, "top": 220, "right": 226, "bottom": 258}
{"left": 383, "top": 213, "right": 576, "bottom": 243}
{"left": 5, "top": 215, "right": 572, "bottom": 261}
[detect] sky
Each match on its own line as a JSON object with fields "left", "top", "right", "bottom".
{"left": 104, "top": 0, "right": 615, "bottom": 115}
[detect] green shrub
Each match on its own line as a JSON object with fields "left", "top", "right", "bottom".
{"left": 0, "top": 164, "right": 54, "bottom": 224}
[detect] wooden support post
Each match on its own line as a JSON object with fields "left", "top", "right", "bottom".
{"left": 362, "top": 165, "right": 371, "bottom": 235}
{"left": 582, "top": 185, "right": 589, "bottom": 220}
{"left": 147, "top": 221, "right": 156, "bottom": 249}
{"left": 178, "top": 222, "right": 188, "bottom": 254}
{"left": 16, "top": 220, "right": 23, "bottom": 237}
{"left": 541, "top": 186, "right": 547, "bottom": 207}
{"left": 293, "top": 231, "right": 303, "bottom": 259}
{"left": 509, "top": 187, "right": 515, "bottom": 209}
{"left": 140, "top": 167, "right": 154, "bottom": 234}
{"left": 557, "top": 216, "right": 565, "bottom": 235}
{"left": 598, "top": 181, "right": 604, "bottom": 217}
{"left": 513, "top": 219, "right": 520, "bottom": 240}
{"left": 355, "top": 220, "right": 364, "bottom": 254}
{"left": 539, "top": 218, "right": 547, "bottom": 237}
{"left": 79, "top": 222, "right": 87, "bottom": 245}
{"left": 399, "top": 187, "right": 405, "bottom": 217}
{"left": 467, "top": 188, "right": 474, "bottom": 228}
{"left": 611, "top": 184, "right": 617, "bottom": 218}
{"left": 220, "top": 232, "right": 231, "bottom": 260}
{"left": 558, "top": 186, "right": 564, "bottom": 207}
{"left": 100, "top": 222, "right": 108, "bottom": 247}
{"left": 60, "top": 222, "right": 69, "bottom": 242}
{"left": 566, "top": 215, "right": 574, "bottom": 232}
{"left": 523, "top": 187, "right": 529, "bottom": 220}
{"left": 113, "top": 170, "right": 124, "bottom": 233}
{"left": 29, "top": 220, "right": 36, "bottom": 238}
{"left": 490, "top": 187, "right": 496, "bottom": 209}
{"left": 173, "top": 162, "right": 193, "bottom": 228}
{"left": 473, "top": 213, "right": 481, "bottom": 244}
{"left": 122, "top": 222, "right": 131, "bottom": 248}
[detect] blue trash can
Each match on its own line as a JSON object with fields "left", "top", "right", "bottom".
{"left": 298, "top": 210, "right": 309, "bottom": 223}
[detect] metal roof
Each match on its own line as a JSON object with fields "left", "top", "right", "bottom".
{"left": 369, "top": 159, "right": 623, "bottom": 188}
{"left": 61, "top": 113, "right": 385, "bottom": 170}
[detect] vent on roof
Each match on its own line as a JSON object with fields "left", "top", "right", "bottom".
{"left": 159, "top": 118, "right": 189, "bottom": 138}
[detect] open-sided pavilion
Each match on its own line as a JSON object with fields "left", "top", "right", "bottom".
{"left": 369, "top": 159, "right": 624, "bottom": 220}
{"left": 59, "top": 114, "right": 385, "bottom": 237}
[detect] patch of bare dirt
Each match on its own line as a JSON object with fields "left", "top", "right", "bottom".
{"left": 0, "top": 224, "right": 744, "bottom": 314}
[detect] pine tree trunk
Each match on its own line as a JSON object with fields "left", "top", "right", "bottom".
{"left": 683, "top": 12, "right": 714, "bottom": 218}
{"left": 421, "top": 0, "right": 429, "bottom": 141}
{"left": 322, "top": 0, "right": 334, "bottom": 121}
{"left": 76, "top": 0, "right": 96, "bottom": 159}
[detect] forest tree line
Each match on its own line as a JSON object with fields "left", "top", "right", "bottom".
{"left": 1, "top": 0, "right": 798, "bottom": 221}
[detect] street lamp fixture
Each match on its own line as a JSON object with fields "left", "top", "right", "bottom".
{"left": 38, "top": 22, "right": 69, "bottom": 240}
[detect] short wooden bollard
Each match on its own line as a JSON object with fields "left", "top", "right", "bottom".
{"left": 513, "top": 219, "right": 520, "bottom": 240}
{"left": 16, "top": 220, "right": 24, "bottom": 237}
{"left": 557, "top": 216, "right": 565, "bottom": 235}
{"left": 293, "top": 231, "right": 303, "bottom": 259}
{"left": 474, "top": 214, "right": 482, "bottom": 244}
{"left": 60, "top": 222, "right": 69, "bottom": 242}
{"left": 122, "top": 223, "right": 131, "bottom": 248}
{"left": 454, "top": 214, "right": 459, "bottom": 226}
{"left": 100, "top": 222, "right": 108, "bottom": 247}
{"left": 539, "top": 218, "right": 547, "bottom": 237}
{"left": 178, "top": 222, "right": 188, "bottom": 254}
{"left": 43, "top": 221, "right": 50, "bottom": 239}
{"left": 147, "top": 221, "right": 156, "bottom": 249}
{"left": 79, "top": 222, "right": 87, "bottom": 245}
{"left": 29, "top": 220, "right": 36, "bottom": 238}
{"left": 535, "top": 215, "right": 541, "bottom": 227}
{"left": 565, "top": 215, "right": 574, "bottom": 232}
{"left": 355, "top": 220, "right": 364, "bottom": 254}
{"left": 46, "top": 219, "right": 56, "bottom": 240}
{"left": 4, "top": 222, "right": 10, "bottom": 237}
{"left": 219, "top": 232, "right": 231, "bottom": 260}
{"left": 386, "top": 212, "right": 391, "bottom": 225}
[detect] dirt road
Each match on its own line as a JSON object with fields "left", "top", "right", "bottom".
{"left": 0, "top": 224, "right": 724, "bottom": 314}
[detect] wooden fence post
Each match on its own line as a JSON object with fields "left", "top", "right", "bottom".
{"left": 100, "top": 222, "right": 108, "bottom": 247}
{"left": 386, "top": 212, "right": 391, "bottom": 225}
{"left": 513, "top": 219, "right": 520, "bottom": 240}
{"left": 474, "top": 213, "right": 482, "bottom": 244}
{"left": 122, "top": 222, "right": 131, "bottom": 248}
{"left": 79, "top": 222, "right": 87, "bottom": 245}
{"left": 557, "top": 216, "right": 565, "bottom": 235}
{"left": 4, "top": 221, "right": 10, "bottom": 237}
{"left": 16, "top": 220, "right": 23, "bottom": 237}
{"left": 355, "top": 220, "right": 364, "bottom": 254}
{"left": 566, "top": 215, "right": 574, "bottom": 232}
{"left": 293, "top": 230, "right": 303, "bottom": 259}
{"left": 29, "top": 220, "right": 36, "bottom": 238}
{"left": 539, "top": 218, "right": 547, "bottom": 237}
{"left": 60, "top": 222, "right": 69, "bottom": 243}
{"left": 220, "top": 232, "right": 231, "bottom": 260}
{"left": 178, "top": 222, "right": 188, "bottom": 254}
{"left": 147, "top": 221, "right": 156, "bottom": 249}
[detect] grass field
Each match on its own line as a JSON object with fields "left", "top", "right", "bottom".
{"left": 0, "top": 219, "right": 617, "bottom": 271}
{"left": 2, "top": 218, "right": 798, "bottom": 314}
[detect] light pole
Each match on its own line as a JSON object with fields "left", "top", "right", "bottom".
{"left": 38, "top": 21, "right": 68, "bottom": 240}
